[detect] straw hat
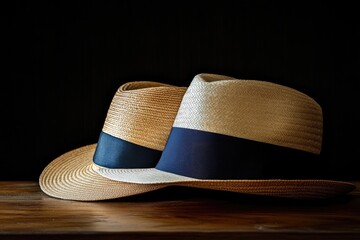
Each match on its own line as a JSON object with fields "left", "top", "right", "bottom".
{"left": 39, "top": 81, "right": 187, "bottom": 201}
{"left": 97, "top": 74, "right": 355, "bottom": 199}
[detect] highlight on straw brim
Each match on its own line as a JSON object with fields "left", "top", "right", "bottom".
{"left": 97, "top": 168, "right": 356, "bottom": 199}
{"left": 39, "top": 144, "right": 166, "bottom": 201}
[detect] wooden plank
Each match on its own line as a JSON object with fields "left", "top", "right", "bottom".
{"left": 0, "top": 181, "right": 359, "bottom": 239}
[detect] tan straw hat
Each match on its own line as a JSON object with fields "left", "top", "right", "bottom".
{"left": 39, "top": 81, "right": 187, "bottom": 201}
{"left": 97, "top": 73, "right": 356, "bottom": 199}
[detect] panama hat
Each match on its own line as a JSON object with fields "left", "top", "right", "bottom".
{"left": 39, "top": 81, "right": 187, "bottom": 201}
{"left": 97, "top": 73, "right": 355, "bottom": 199}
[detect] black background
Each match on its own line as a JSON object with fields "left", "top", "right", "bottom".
{"left": 3, "top": 0, "right": 359, "bottom": 180}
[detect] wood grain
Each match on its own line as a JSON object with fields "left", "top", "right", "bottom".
{"left": 0, "top": 181, "right": 359, "bottom": 239}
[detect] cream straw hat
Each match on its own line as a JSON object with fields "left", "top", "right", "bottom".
{"left": 39, "top": 81, "right": 187, "bottom": 201}
{"left": 97, "top": 74, "right": 355, "bottom": 199}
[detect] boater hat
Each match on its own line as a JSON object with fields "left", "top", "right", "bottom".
{"left": 39, "top": 81, "right": 187, "bottom": 201}
{"left": 97, "top": 74, "right": 355, "bottom": 199}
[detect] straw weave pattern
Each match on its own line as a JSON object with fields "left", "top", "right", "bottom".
{"left": 103, "top": 82, "right": 186, "bottom": 151}
{"left": 40, "top": 144, "right": 354, "bottom": 200}
{"left": 174, "top": 74, "right": 323, "bottom": 154}
{"left": 39, "top": 145, "right": 166, "bottom": 201}
{"left": 40, "top": 76, "right": 355, "bottom": 200}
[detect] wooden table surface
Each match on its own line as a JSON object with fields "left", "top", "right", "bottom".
{"left": 0, "top": 181, "right": 359, "bottom": 240}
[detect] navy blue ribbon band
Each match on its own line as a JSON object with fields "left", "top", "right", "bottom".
{"left": 156, "top": 127, "right": 323, "bottom": 179}
{"left": 93, "top": 131, "right": 162, "bottom": 168}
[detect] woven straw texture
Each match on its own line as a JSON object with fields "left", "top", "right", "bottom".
{"left": 174, "top": 74, "right": 323, "bottom": 154}
{"left": 40, "top": 75, "right": 355, "bottom": 200}
{"left": 39, "top": 144, "right": 166, "bottom": 201}
{"left": 97, "top": 74, "right": 355, "bottom": 199}
{"left": 40, "top": 144, "right": 355, "bottom": 200}
{"left": 40, "top": 81, "right": 186, "bottom": 201}
{"left": 103, "top": 81, "right": 186, "bottom": 150}
{"left": 180, "top": 179, "right": 355, "bottom": 199}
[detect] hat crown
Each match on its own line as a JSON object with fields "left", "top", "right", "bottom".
{"left": 102, "top": 81, "right": 186, "bottom": 151}
{"left": 173, "top": 74, "right": 323, "bottom": 154}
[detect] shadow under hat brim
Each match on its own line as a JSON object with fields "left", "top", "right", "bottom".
{"left": 97, "top": 168, "right": 356, "bottom": 199}
{"left": 39, "top": 144, "right": 166, "bottom": 201}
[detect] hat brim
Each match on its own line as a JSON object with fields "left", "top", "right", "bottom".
{"left": 97, "top": 168, "right": 356, "bottom": 199}
{"left": 39, "top": 144, "right": 167, "bottom": 201}
{"left": 40, "top": 144, "right": 356, "bottom": 200}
